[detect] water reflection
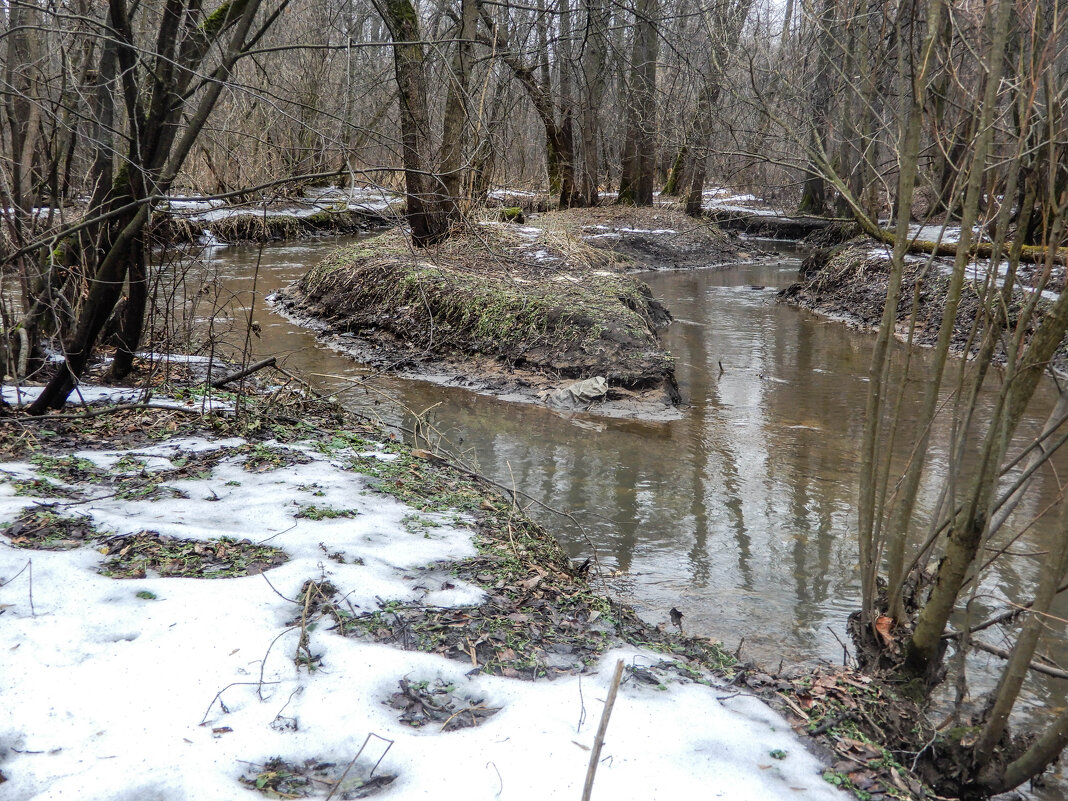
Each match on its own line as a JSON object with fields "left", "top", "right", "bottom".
{"left": 188, "top": 238, "right": 1065, "bottom": 666}
{"left": 188, "top": 235, "right": 1068, "bottom": 796}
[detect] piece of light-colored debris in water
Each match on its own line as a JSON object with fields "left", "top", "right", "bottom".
{"left": 541, "top": 376, "right": 609, "bottom": 409}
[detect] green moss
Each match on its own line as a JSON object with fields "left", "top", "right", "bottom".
{"left": 199, "top": 0, "right": 252, "bottom": 40}
{"left": 294, "top": 504, "right": 359, "bottom": 520}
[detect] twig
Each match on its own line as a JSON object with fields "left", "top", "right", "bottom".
{"left": 200, "top": 680, "right": 281, "bottom": 725}
{"left": 324, "top": 732, "right": 394, "bottom": 801}
{"left": 0, "top": 559, "right": 31, "bottom": 586}
{"left": 581, "top": 659, "right": 625, "bottom": 801}
{"left": 827, "top": 626, "right": 852, "bottom": 666}
{"left": 261, "top": 572, "right": 298, "bottom": 603}
{"left": 273, "top": 686, "right": 303, "bottom": 722}
{"left": 487, "top": 761, "right": 503, "bottom": 799}
{"left": 259, "top": 625, "right": 299, "bottom": 700}
{"left": 27, "top": 559, "right": 34, "bottom": 616}
{"left": 970, "top": 639, "right": 1068, "bottom": 680}
{"left": 576, "top": 674, "right": 587, "bottom": 734}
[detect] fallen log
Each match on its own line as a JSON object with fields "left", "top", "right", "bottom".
{"left": 209, "top": 356, "right": 277, "bottom": 388}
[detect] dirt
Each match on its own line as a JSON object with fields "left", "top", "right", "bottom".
{"left": 273, "top": 220, "right": 686, "bottom": 418}
{"left": 779, "top": 239, "right": 1068, "bottom": 375}
{"left": 150, "top": 207, "right": 393, "bottom": 247}
{"left": 536, "top": 205, "right": 738, "bottom": 269}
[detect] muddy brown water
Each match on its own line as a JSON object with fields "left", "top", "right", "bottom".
{"left": 187, "top": 234, "right": 1068, "bottom": 795}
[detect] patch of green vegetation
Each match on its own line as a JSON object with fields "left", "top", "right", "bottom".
{"left": 350, "top": 448, "right": 485, "bottom": 514}
{"left": 770, "top": 749, "right": 788, "bottom": 760}
{"left": 401, "top": 513, "right": 442, "bottom": 536}
{"left": 312, "top": 431, "right": 374, "bottom": 456}
{"left": 100, "top": 532, "right": 288, "bottom": 579}
{"left": 242, "top": 443, "right": 310, "bottom": 473}
{"left": 823, "top": 770, "right": 871, "bottom": 800}
{"left": 30, "top": 453, "right": 106, "bottom": 483}
{"left": 136, "top": 590, "right": 158, "bottom": 600}
{"left": 11, "top": 476, "right": 83, "bottom": 499}
{"left": 294, "top": 504, "right": 358, "bottom": 521}
{"left": 113, "top": 454, "right": 148, "bottom": 473}
{"left": 239, "top": 756, "right": 395, "bottom": 798}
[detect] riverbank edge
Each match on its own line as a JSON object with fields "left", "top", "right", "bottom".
{"left": 778, "top": 238, "right": 1068, "bottom": 374}
{"left": 150, "top": 206, "right": 396, "bottom": 246}
{"left": 0, "top": 380, "right": 931, "bottom": 799}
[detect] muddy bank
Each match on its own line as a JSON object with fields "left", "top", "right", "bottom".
{"left": 703, "top": 208, "right": 847, "bottom": 241}
{"left": 150, "top": 206, "right": 395, "bottom": 247}
{"left": 273, "top": 223, "right": 682, "bottom": 418}
{"left": 780, "top": 239, "right": 1068, "bottom": 373}
{"left": 536, "top": 206, "right": 738, "bottom": 269}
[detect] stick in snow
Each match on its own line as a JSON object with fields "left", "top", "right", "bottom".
{"left": 581, "top": 658, "right": 625, "bottom": 801}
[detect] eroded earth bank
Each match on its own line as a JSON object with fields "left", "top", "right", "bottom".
{"left": 273, "top": 207, "right": 737, "bottom": 418}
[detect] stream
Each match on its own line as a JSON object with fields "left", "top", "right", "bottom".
{"left": 181, "top": 232, "right": 1068, "bottom": 795}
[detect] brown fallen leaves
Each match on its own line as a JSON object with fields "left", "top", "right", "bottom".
{"left": 743, "top": 664, "right": 928, "bottom": 801}
{"left": 99, "top": 531, "right": 288, "bottom": 579}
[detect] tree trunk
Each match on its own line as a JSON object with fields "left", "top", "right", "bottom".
{"left": 439, "top": 0, "right": 477, "bottom": 219}
{"left": 617, "top": 0, "right": 658, "bottom": 205}
{"left": 579, "top": 0, "right": 608, "bottom": 204}
{"left": 798, "top": 0, "right": 834, "bottom": 215}
{"left": 379, "top": 0, "right": 450, "bottom": 246}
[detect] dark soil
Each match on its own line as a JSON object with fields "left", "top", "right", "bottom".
{"left": 150, "top": 207, "right": 393, "bottom": 247}
{"left": 780, "top": 239, "right": 1068, "bottom": 374}
{"left": 274, "top": 223, "right": 682, "bottom": 415}
{"left": 704, "top": 208, "right": 848, "bottom": 241}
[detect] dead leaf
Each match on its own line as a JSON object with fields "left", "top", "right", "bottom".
{"left": 875, "top": 616, "right": 896, "bottom": 649}
{"left": 520, "top": 575, "right": 542, "bottom": 591}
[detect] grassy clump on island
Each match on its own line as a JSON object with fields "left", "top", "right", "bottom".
{"left": 287, "top": 225, "right": 677, "bottom": 394}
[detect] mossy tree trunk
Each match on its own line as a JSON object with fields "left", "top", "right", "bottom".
{"left": 797, "top": 0, "right": 835, "bottom": 215}
{"left": 493, "top": 19, "right": 581, "bottom": 209}
{"left": 682, "top": 0, "right": 751, "bottom": 216}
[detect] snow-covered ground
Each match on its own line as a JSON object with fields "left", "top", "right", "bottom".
{"left": 0, "top": 400, "right": 844, "bottom": 801}
{"left": 163, "top": 185, "right": 403, "bottom": 223}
